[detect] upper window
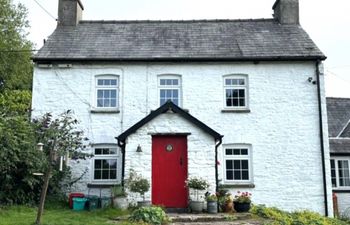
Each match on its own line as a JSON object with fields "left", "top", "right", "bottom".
{"left": 158, "top": 75, "right": 181, "bottom": 106}
{"left": 331, "top": 158, "right": 350, "bottom": 188}
{"left": 95, "top": 75, "right": 119, "bottom": 108}
{"left": 93, "top": 146, "right": 118, "bottom": 182}
{"left": 223, "top": 145, "right": 252, "bottom": 183}
{"left": 223, "top": 75, "right": 248, "bottom": 109}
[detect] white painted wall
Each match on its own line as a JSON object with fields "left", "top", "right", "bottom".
{"left": 31, "top": 61, "right": 332, "bottom": 215}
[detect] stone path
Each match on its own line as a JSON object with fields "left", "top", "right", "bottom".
{"left": 168, "top": 213, "right": 267, "bottom": 225}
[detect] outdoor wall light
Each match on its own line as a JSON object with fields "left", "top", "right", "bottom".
{"left": 136, "top": 145, "right": 142, "bottom": 152}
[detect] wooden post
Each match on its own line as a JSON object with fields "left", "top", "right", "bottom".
{"left": 35, "top": 145, "right": 54, "bottom": 224}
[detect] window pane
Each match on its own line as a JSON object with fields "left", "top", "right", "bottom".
{"left": 109, "top": 148, "right": 117, "bottom": 155}
{"left": 225, "top": 149, "right": 233, "bottom": 155}
{"left": 225, "top": 79, "right": 231, "bottom": 85}
{"left": 97, "top": 99, "right": 103, "bottom": 107}
{"left": 110, "top": 170, "right": 117, "bottom": 179}
{"left": 226, "top": 160, "right": 233, "bottom": 169}
{"left": 173, "top": 79, "right": 179, "bottom": 85}
{"left": 109, "top": 160, "right": 117, "bottom": 169}
{"left": 233, "top": 160, "right": 241, "bottom": 169}
{"left": 242, "top": 171, "right": 249, "bottom": 180}
{"left": 226, "top": 171, "right": 233, "bottom": 180}
{"left": 233, "top": 149, "right": 240, "bottom": 155}
{"left": 160, "top": 90, "right": 166, "bottom": 98}
{"left": 103, "top": 148, "right": 109, "bottom": 154}
{"left": 102, "top": 160, "right": 109, "bottom": 169}
{"left": 95, "top": 160, "right": 102, "bottom": 169}
{"left": 102, "top": 170, "right": 109, "bottom": 179}
{"left": 241, "top": 149, "right": 248, "bottom": 155}
{"left": 97, "top": 90, "right": 103, "bottom": 98}
{"left": 95, "top": 149, "right": 102, "bottom": 155}
{"left": 110, "top": 79, "right": 117, "bottom": 86}
{"left": 94, "top": 170, "right": 101, "bottom": 179}
{"left": 239, "top": 99, "right": 245, "bottom": 106}
{"left": 104, "top": 80, "right": 110, "bottom": 85}
{"left": 238, "top": 79, "right": 245, "bottom": 85}
{"left": 239, "top": 89, "right": 245, "bottom": 97}
{"left": 234, "top": 171, "right": 241, "bottom": 180}
{"left": 232, "top": 90, "right": 238, "bottom": 98}
{"left": 160, "top": 79, "right": 166, "bottom": 85}
{"left": 242, "top": 160, "right": 249, "bottom": 169}
{"left": 232, "top": 99, "right": 238, "bottom": 106}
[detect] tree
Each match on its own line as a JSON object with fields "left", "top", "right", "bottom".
{"left": 32, "top": 111, "right": 86, "bottom": 224}
{"left": 0, "top": 0, "right": 33, "bottom": 91}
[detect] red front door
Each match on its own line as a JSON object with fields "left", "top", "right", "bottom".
{"left": 152, "top": 135, "right": 188, "bottom": 208}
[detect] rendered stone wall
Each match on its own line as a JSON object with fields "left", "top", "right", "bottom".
{"left": 32, "top": 61, "right": 332, "bottom": 215}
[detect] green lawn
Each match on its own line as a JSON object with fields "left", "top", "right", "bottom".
{"left": 0, "top": 203, "right": 130, "bottom": 225}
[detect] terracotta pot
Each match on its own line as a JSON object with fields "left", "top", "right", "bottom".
{"left": 225, "top": 201, "right": 233, "bottom": 212}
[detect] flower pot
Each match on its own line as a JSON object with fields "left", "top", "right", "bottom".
{"left": 137, "top": 200, "right": 151, "bottom": 207}
{"left": 225, "top": 201, "right": 233, "bottom": 212}
{"left": 190, "top": 201, "right": 204, "bottom": 213}
{"left": 112, "top": 196, "right": 128, "bottom": 209}
{"left": 207, "top": 201, "right": 218, "bottom": 214}
{"left": 234, "top": 202, "right": 251, "bottom": 212}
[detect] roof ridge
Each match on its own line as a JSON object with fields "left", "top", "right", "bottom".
{"left": 79, "top": 18, "right": 276, "bottom": 24}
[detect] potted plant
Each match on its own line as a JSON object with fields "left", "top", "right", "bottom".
{"left": 111, "top": 185, "right": 128, "bottom": 209}
{"left": 233, "top": 191, "right": 252, "bottom": 212}
{"left": 205, "top": 193, "right": 218, "bottom": 214}
{"left": 126, "top": 170, "right": 151, "bottom": 207}
{"left": 186, "top": 177, "right": 209, "bottom": 213}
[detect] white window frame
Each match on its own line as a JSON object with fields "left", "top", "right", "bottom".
{"left": 92, "top": 145, "right": 119, "bottom": 183}
{"left": 330, "top": 157, "right": 350, "bottom": 190}
{"left": 223, "top": 75, "right": 249, "bottom": 109}
{"left": 158, "top": 75, "right": 182, "bottom": 107}
{"left": 223, "top": 144, "right": 252, "bottom": 184}
{"left": 95, "top": 75, "right": 119, "bottom": 109}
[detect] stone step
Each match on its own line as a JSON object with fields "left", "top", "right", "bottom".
{"left": 168, "top": 213, "right": 252, "bottom": 223}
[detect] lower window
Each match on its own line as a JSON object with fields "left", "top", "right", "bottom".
{"left": 223, "top": 145, "right": 251, "bottom": 183}
{"left": 331, "top": 158, "right": 350, "bottom": 188}
{"left": 93, "top": 146, "right": 118, "bottom": 182}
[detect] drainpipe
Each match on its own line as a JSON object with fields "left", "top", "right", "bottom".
{"left": 316, "top": 60, "right": 329, "bottom": 216}
{"left": 117, "top": 138, "right": 126, "bottom": 187}
{"left": 215, "top": 136, "right": 223, "bottom": 192}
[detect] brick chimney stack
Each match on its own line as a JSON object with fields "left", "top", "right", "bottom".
{"left": 273, "top": 0, "right": 299, "bottom": 24}
{"left": 58, "top": 0, "right": 84, "bottom": 26}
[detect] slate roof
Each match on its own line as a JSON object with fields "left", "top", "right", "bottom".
{"left": 33, "top": 19, "right": 325, "bottom": 62}
{"left": 326, "top": 97, "right": 350, "bottom": 154}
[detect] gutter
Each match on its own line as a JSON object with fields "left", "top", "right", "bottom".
{"left": 215, "top": 136, "right": 224, "bottom": 192}
{"left": 316, "top": 60, "right": 329, "bottom": 216}
{"left": 32, "top": 56, "right": 327, "bottom": 63}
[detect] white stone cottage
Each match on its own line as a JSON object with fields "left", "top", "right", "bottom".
{"left": 31, "top": 0, "right": 333, "bottom": 215}
{"left": 327, "top": 97, "right": 350, "bottom": 216}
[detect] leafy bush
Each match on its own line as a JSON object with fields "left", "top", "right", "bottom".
{"left": 251, "top": 205, "right": 348, "bottom": 225}
{"left": 129, "top": 206, "right": 169, "bottom": 225}
{"left": 0, "top": 90, "right": 31, "bottom": 115}
{"left": 0, "top": 114, "right": 44, "bottom": 204}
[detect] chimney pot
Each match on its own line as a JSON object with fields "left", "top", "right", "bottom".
{"left": 58, "top": 0, "right": 84, "bottom": 26}
{"left": 273, "top": 0, "right": 299, "bottom": 24}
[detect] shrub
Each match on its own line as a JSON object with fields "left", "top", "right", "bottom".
{"left": 129, "top": 206, "right": 169, "bottom": 225}
{"left": 251, "top": 205, "right": 348, "bottom": 225}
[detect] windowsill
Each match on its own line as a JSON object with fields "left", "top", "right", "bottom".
{"left": 221, "top": 109, "right": 251, "bottom": 113}
{"left": 87, "top": 183, "right": 119, "bottom": 188}
{"left": 90, "top": 108, "right": 120, "bottom": 113}
{"left": 219, "top": 183, "right": 255, "bottom": 188}
{"left": 332, "top": 189, "right": 350, "bottom": 193}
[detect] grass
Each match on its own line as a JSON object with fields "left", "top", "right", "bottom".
{"left": 0, "top": 200, "right": 130, "bottom": 225}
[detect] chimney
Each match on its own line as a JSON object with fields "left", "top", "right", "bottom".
{"left": 272, "top": 0, "right": 299, "bottom": 24}
{"left": 58, "top": 0, "right": 84, "bottom": 26}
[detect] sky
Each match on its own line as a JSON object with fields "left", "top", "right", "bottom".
{"left": 15, "top": 0, "right": 350, "bottom": 97}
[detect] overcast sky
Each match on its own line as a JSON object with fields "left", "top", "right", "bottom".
{"left": 15, "top": 0, "right": 350, "bottom": 97}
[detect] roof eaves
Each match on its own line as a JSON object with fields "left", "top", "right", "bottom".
{"left": 116, "top": 101, "right": 222, "bottom": 142}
